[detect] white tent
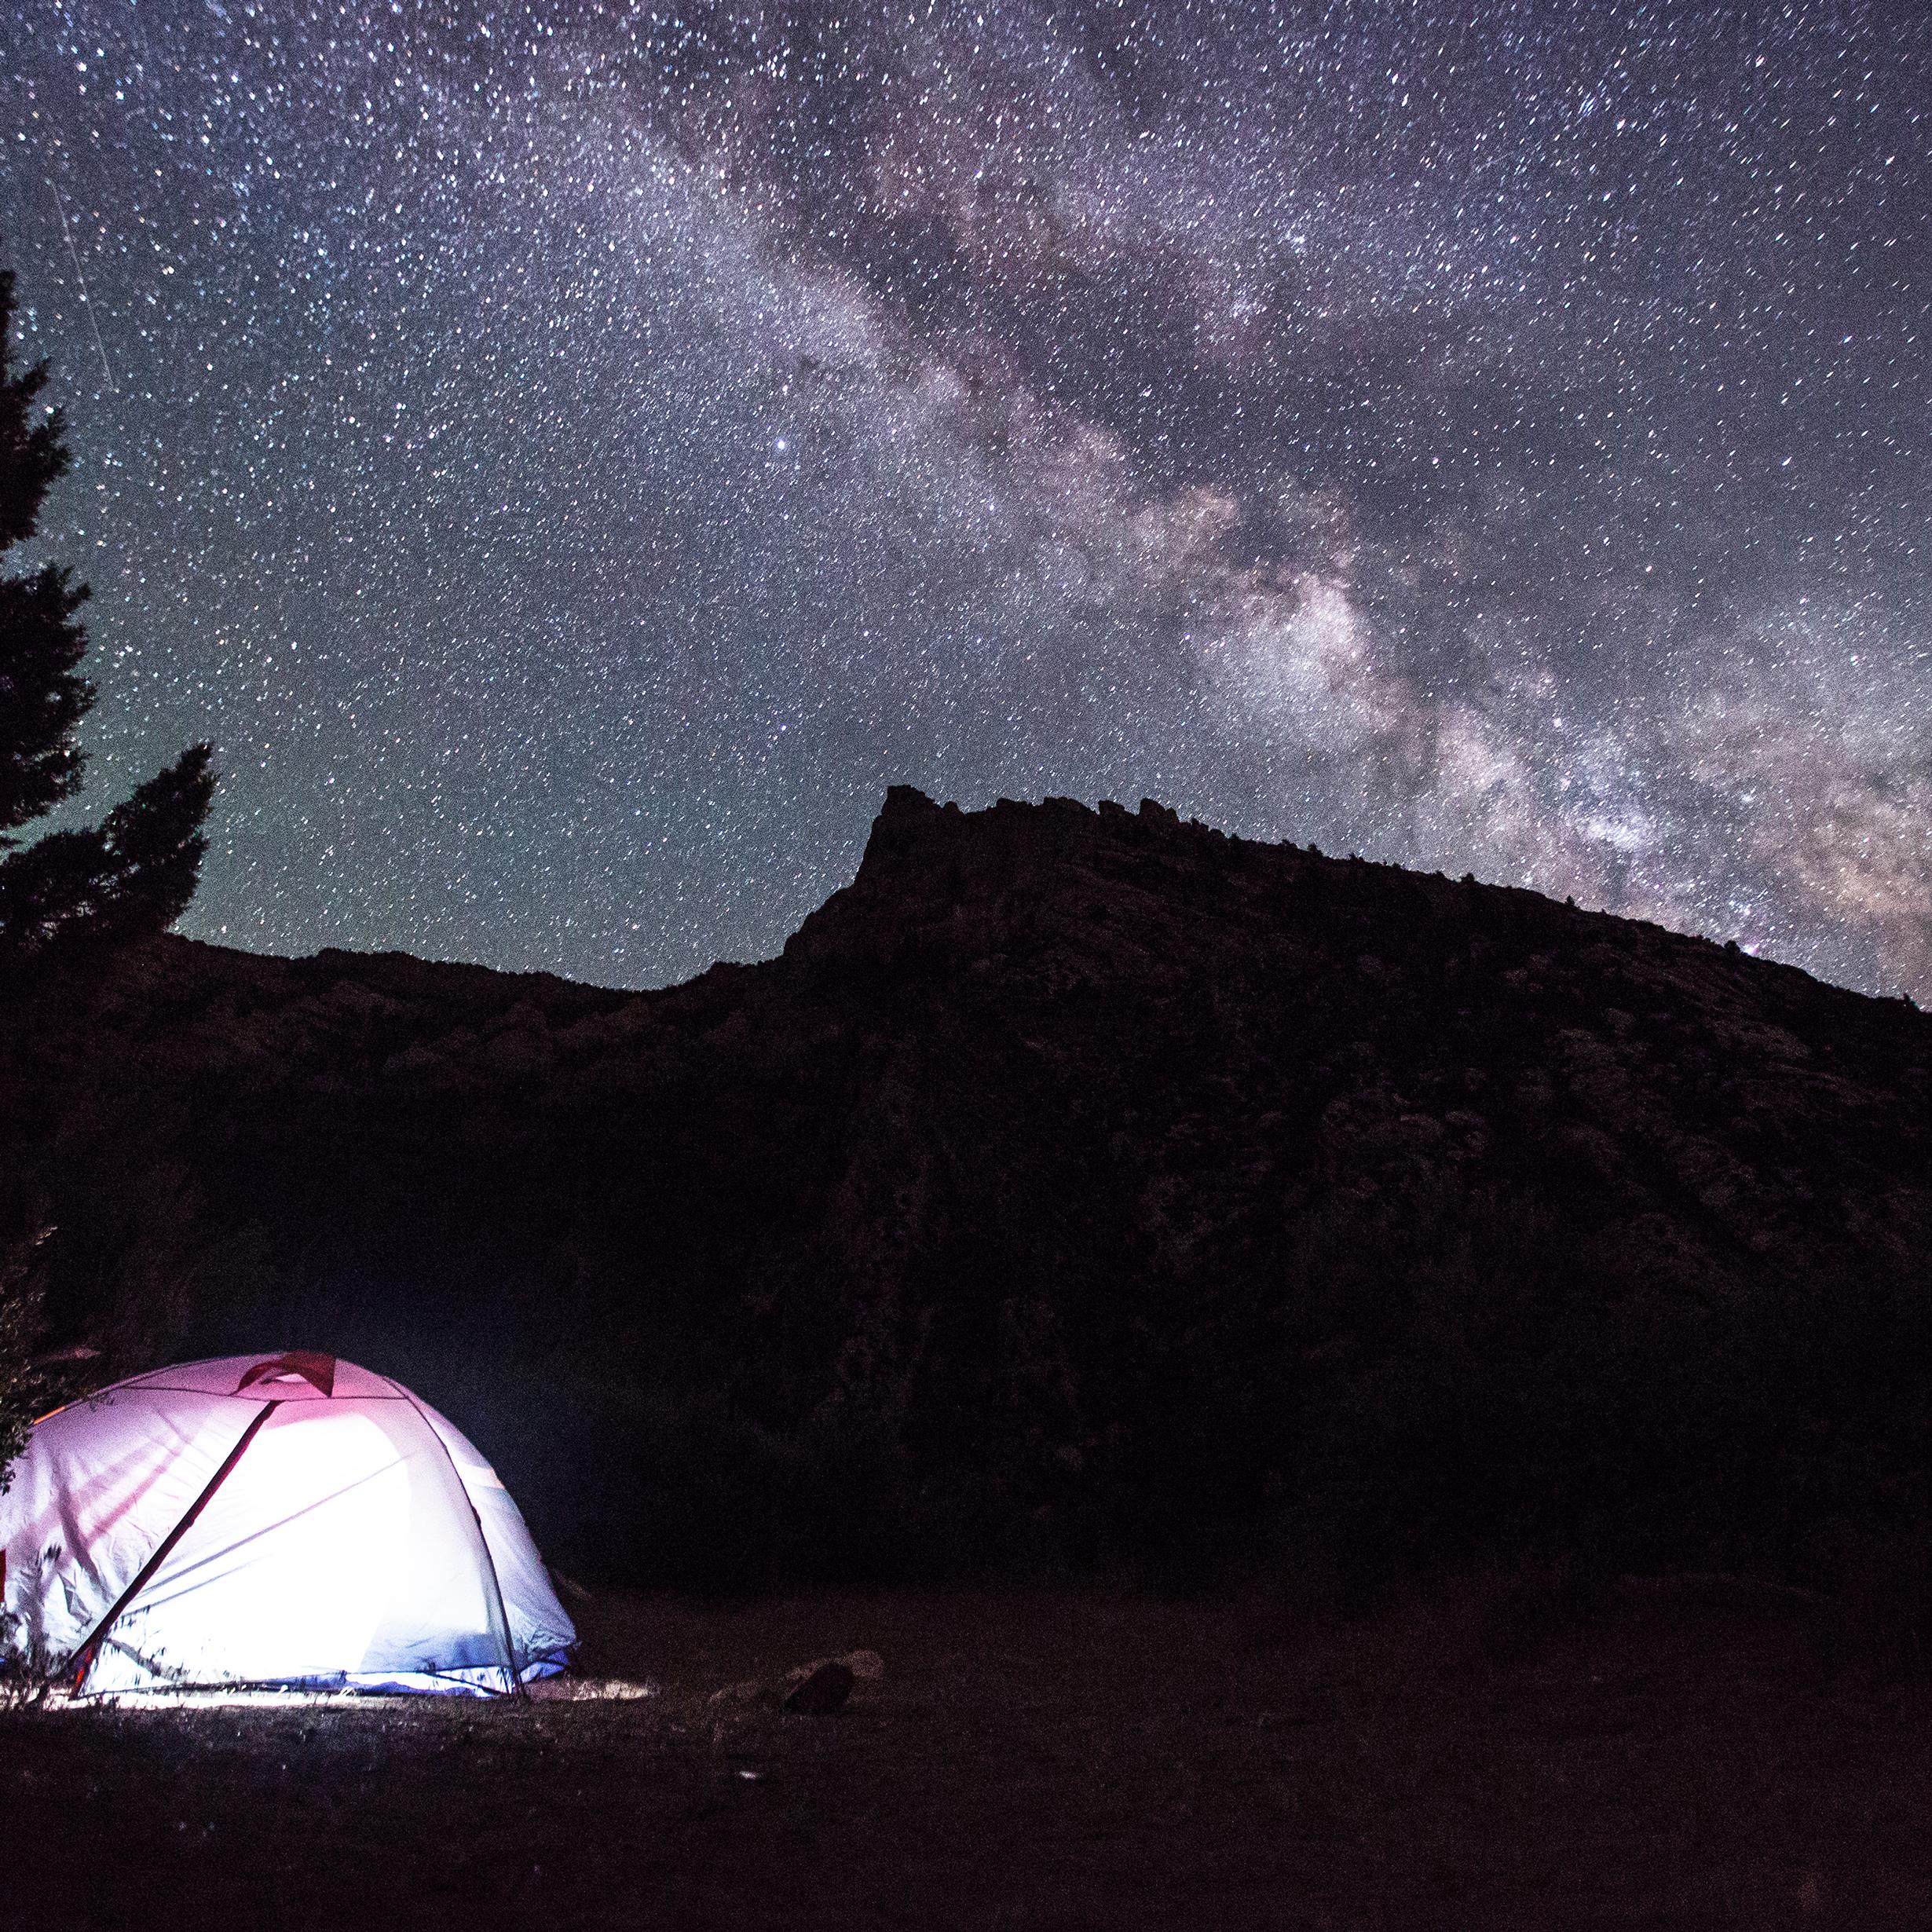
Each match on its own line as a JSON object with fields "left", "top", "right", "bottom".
{"left": 0, "top": 1352, "right": 576, "bottom": 1696}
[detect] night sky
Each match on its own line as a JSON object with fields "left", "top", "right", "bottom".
{"left": 5, "top": 2, "right": 1927, "bottom": 993}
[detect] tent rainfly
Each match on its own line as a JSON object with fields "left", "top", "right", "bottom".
{"left": 0, "top": 1352, "right": 576, "bottom": 1696}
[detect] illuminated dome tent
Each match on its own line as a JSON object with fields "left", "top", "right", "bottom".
{"left": 0, "top": 1352, "right": 576, "bottom": 1696}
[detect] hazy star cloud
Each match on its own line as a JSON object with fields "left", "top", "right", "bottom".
{"left": 4, "top": 1, "right": 1927, "bottom": 994}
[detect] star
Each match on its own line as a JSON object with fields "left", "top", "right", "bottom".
{"left": 3, "top": 1, "right": 1926, "bottom": 995}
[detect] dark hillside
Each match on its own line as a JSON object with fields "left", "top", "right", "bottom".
{"left": 5, "top": 789, "right": 1930, "bottom": 1598}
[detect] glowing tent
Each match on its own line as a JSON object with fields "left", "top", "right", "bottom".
{"left": 0, "top": 1352, "right": 576, "bottom": 1696}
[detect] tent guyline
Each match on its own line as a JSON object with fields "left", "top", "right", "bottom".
{"left": 1, "top": 1352, "right": 576, "bottom": 1697}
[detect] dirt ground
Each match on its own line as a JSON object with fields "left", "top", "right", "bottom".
{"left": 4, "top": 1586, "right": 1930, "bottom": 1930}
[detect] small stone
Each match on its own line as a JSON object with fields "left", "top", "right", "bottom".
{"left": 781, "top": 1659, "right": 854, "bottom": 1714}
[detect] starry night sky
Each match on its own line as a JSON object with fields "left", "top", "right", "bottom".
{"left": 5, "top": 2, "right": 1928, "bottom": 992}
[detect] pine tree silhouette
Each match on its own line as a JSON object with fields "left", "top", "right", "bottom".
{"left": 0, "top": 268, "right": 215, "bottom": 970}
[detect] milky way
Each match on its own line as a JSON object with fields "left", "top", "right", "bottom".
{"left": 5, "top": 2, "right": 1928, "bottom": 992}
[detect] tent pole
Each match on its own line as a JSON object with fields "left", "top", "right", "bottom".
{"left": 68, "top": 1400, "right": 280, "bottom": 1692}
{"left": 408, "top": 1398, "right": 524, "bottom": 1698}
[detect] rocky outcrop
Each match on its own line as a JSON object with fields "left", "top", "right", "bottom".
{"left": 3, "top": 789, "right": 1929, "bottom": 1594}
